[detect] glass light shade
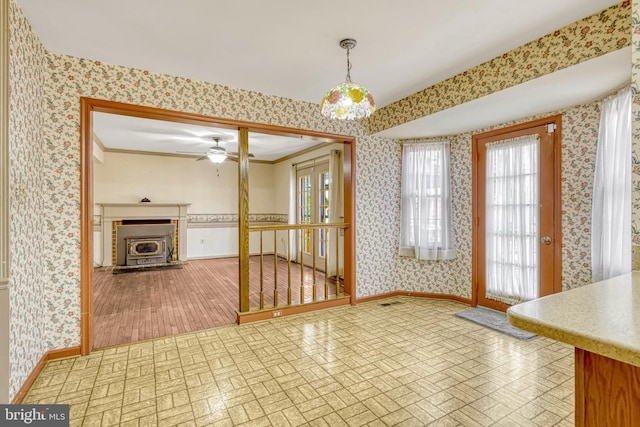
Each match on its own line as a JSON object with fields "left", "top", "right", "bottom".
{"left": 207, "top": 152, "right": 227, "bottom": 163}
{"left": 321, "top": 81, "right": 375, "bottom": 120}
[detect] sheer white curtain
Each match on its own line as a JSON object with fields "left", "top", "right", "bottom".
{"left": 399, "top": 141, "right": 456, "bottom": 260}
{"left": 327, "top": 149, "right": 342, "bottom": 277}
{"left": 591, "top": 88, "right": 632, "bottom": 282}
{"left": 485, "top": 135, "right": 539, "bottom": 304}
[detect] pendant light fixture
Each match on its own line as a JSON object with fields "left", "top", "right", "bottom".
{"left": 321, "top": 38, "right": 375, "bottom": 120}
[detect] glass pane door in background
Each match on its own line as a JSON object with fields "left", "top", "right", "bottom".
{"left": 297, "top": 163, "right": 329, "bottom": 269}
{"left": 318, "top": 168, "right": 330, "bottom": 261}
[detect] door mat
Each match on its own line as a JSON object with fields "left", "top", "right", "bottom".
{"left": 455, "top": 307, "right": 538, "bottom": 341}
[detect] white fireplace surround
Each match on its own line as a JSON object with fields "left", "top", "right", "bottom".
{"left": 97, "top": 203, "right": 190, "bottom": 267}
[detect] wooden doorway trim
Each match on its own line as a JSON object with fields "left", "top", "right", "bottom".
{"left": 471, "top": 114, "right": 562, "bottom": 309}
{"left": 80, "top": 97, "right": 357, "bottom": 355}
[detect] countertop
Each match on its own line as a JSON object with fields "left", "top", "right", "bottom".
{"left": 507, "top": 272, "right": 640, "bottom": 367}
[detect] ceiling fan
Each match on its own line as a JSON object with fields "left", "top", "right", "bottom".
{"left": 177, "top": 137, "right": 254, "bottom": 163}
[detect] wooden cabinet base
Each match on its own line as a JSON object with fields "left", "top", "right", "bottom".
{"left": 575, "top": 348, "right": 640, "bottom": 426}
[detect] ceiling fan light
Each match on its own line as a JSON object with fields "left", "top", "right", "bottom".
{"left": 207, "top": 152, "right": 227, "bottom": 163}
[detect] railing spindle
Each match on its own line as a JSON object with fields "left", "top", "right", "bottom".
{"left": 324, "top": 227, "right": 329, "bottom": 300}
{"left": 287, "top": 229, "right": 292, "bottom": 306}
{"left": 299, "top": 228, "right": 304, "bottom": 304}
{"left": 259, "top": 230, "right": 264, "bottom": 309}
{"left": 273, "top": 230, "right": 278, "bottom": 307}
{"left": 312, "top": 228, "right": 317, "bottom": 301}
{"left": 336, "top": 228, "right": 340, "bottom": 296}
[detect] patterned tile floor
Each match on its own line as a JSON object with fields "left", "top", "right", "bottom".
{"left": 23, "top": 297, "right": 575, "bottom": 426}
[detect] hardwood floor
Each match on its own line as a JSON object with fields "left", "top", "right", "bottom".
{"left": 93, "top": 255, "right": 342, "bottom": 348}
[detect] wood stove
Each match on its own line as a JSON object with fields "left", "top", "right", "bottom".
{"left": 114, "top": 221, "right": 176, "bottom": 268}
{"left": 96, "top": 203, "right": 190, "bottom": 267}
{"left": 125, "top": 235, "right": 170, "bottom": 266}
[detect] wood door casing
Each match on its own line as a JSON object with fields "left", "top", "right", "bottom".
{"left": 79, "top": 97, "right": 358, "bottom": 355}
{"left": 472, "top": 115, "right": 562, "bottom": 312}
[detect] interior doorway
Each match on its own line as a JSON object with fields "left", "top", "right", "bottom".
{"left": 80, "top": 98, "right": 356, "bottom": 354}
{"left": 472, "top": 115, "right": 562, "bottom": 311}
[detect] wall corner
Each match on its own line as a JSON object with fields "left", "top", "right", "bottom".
{"left": 632, "top": 0, "right": 640, "bottom": 258}
{"left": 0, "top": 0, "right": 11, "bottom": 404}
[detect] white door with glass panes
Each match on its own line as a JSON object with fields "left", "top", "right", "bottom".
{"left": 474, "top": 119, "right": 559, "bottom": 312}
{"left": 297, "top": 163, "right": 330, "bottom": 269}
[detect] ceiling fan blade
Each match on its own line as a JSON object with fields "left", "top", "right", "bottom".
{"left": 176, "top": 150, "right": 207, "bottom": 154}
{"left": 132, "top": 129, "right": 195, "bottom": 136}
{"left": 196, "top": 156, "right": 209, "bottom": 161}
{"left": 228, "top": 152, "right": 255, "bottom": 158}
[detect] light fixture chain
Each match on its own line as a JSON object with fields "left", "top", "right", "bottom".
{"left": 321, "top": 37, "right": 375, "bottom": 120}
{"left": 345, "top": 47, "right": 352, "bottom": 83}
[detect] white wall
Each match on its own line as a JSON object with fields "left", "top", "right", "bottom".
{"left": 93, "top": 140, "right": 104, "bottom": 163}
{"left": 93, "top": 145, "right": 348, "bottom": 264}
{"left": 187, "top": 227, "right": 275, "bottom": 258}
{"left": 93, "top": 152, "right": 241, "bottom": 213}
{"left": 94, "top": 151, "right": 273, "bottom": 213}
{"left": 93, "top": 151, "right": 277, "bottom": 261}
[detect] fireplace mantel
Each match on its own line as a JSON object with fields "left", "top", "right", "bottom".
{"left": 98, "top": 203, "right": 190, "bottom": 219}
{"left": 96, "top": 203, "right": 190, "bottom": 267}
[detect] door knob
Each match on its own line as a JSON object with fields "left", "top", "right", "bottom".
{"left": 541, "top": 236, "right": 552, "bottom": 245}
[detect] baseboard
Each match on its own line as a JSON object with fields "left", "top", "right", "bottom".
{"left": 356, "top": 291, "right": 472, "bottom": 305}
{"left": 47, "top": 347, "right": 81, "bottom": 360}
{"left": 399, "top": 291, "right": 472, "bottom": 305}
{"left": 237, "top": 295, "right": 351, "bottom": 324}
{"left": 356, "top": 291, "right": 402, "bottom": 303}
{"left": 187, "top": 252, "right": 277, "bottom": 261}
{"left": 11, "top": 346, "right": 81, "bottom": 404}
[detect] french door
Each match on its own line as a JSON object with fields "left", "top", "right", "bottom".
{"left": 473, "top": 116, "right": 561, "bottom": 311}
{"left": 297, "top": 162, "right": 330, "bottom": 269}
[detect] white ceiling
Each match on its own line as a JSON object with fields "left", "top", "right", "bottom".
{"left": 17, "top": 1, "right": 627, "bottom": 145}
{"left": 18, "top": 0, "right": 619, "bottom": 108}
{"left": 92, "top": 113, "right": 329, "bottom": 161}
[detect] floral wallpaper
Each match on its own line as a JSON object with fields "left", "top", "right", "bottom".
{"left": 398, "top": 102, "right": 601, "bottom": 297}
{"left": 560, "top": 104, "right": 602, "bottom": 288}
{"left": 367, "top": 1, "right": 631, "bottom": 134}
{"left": 354, "top": 135, "right": 401, "bottom": 296}
{"left": 6, "top": 0, "right": 634, "bottom": 402}
{"left": 43, "top": 55, "right": 398, "bottom": 349}
{"left": 7, "top": 0, "right": 47, "bottom": 401}
{"left": 632, "top": 0, "right": 640, "bottom": 266}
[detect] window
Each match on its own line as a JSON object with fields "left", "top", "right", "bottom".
{"left": 400, "top": 141, "right": 456, "bottom": 260}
